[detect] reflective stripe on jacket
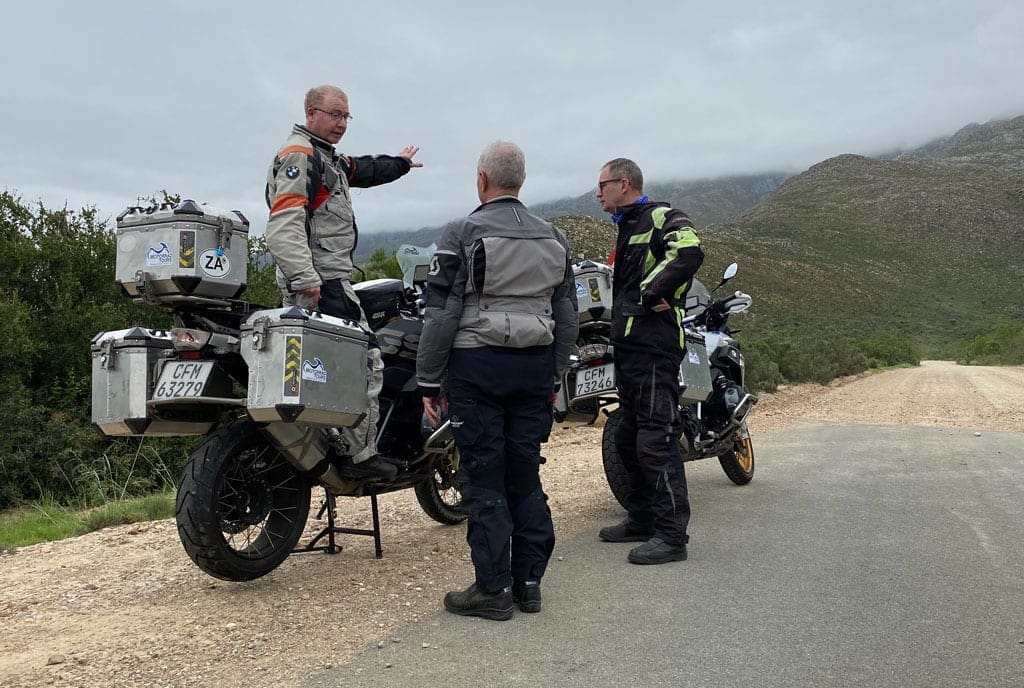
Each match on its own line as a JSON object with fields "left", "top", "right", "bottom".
{"left": 611, "top": 201, "right": 703, "bottom": 355}
{"left": 264, "top": 124, "right": 411, "bottom": 292}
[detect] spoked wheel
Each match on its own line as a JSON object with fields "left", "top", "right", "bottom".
{"left": 176, "top": 418, "right": 311, "bottom": 581}
{"left": 718, "top": 422, "right": 755, "bottom": 485}
{"left": 414, "top": 445, "right": 467, "bottom": 525}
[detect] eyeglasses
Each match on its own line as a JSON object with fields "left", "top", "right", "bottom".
{"left": 597, "top": 178, "right": 624, "bottom": 190}
{"left": 313, "top": 107, "right": 353, "bottom": 122}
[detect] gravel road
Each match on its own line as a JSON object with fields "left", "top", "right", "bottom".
{"left": 2, "top": 360, "right": 1021, "bottom": 687}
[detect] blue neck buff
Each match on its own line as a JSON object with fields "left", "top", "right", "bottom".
{"left": 611, "top": 195, "right": 649, "bottom": 224}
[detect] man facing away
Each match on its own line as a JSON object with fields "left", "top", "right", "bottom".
{"left": 417, "top": 142, "right": 578, "bottom": 619}
{"left": 595, "top": 157, "right": 704, "bottom": 564}
{"left": 264, "top": 84, "right": 421, "bottom": 479}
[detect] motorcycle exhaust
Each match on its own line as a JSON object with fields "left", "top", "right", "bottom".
{"left": 259, "top": 422, "right": 357, "bottom": 494}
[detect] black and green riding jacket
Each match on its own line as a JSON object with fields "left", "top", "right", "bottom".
{"left": 610, "top": 201, "right": 704, "bottom": 356}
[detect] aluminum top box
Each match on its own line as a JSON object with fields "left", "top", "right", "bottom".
{"left": 574, "top": 260, "right": 613, "bottom": 323}
{"left": 115, "top": 199, "right": 249, "bottom": 305}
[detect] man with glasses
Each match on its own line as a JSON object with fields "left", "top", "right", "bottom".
{"left": 595, "top": 158, "right": 703, "bottom": 564}
{"left": 264, "top": 84, "right": 421, "bottom": 478}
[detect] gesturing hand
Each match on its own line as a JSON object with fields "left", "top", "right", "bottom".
{"left": 398, "top": 146, "right": 423, "bottom": 168}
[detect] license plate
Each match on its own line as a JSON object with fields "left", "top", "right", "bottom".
{"left": 152, "top": 361, "right": 214, "bottom": 399}
{"left": 574, "top": 362, "right": 615, "bottom": 397}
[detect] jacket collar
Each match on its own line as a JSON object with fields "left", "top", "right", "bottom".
{"left": 293, "top": 124, "right": 336, "bottom": 155}
{"left": 471, "top": 196, "right": 524, "bottom": 214}
{"left": 613, "top": 199, "right": 667, "bottom": 226}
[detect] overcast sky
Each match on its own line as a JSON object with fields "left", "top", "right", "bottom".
{"left": 3, "top": 1, "right": 1022, "bottom": 235}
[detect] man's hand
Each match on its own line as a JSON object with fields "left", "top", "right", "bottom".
{"left": 422, "top": 393, "right": 447, "bottom": 429}
{"left": 297, "top": 285, "right": 321, "bottom": 310}
{"left": 398, "top": 146, "right": 423, "bottom": 168}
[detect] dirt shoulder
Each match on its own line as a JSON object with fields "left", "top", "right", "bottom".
{"left": 2, "top": 360, "right": 1021, "bottom": 687}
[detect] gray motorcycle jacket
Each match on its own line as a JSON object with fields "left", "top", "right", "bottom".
{"left": 416, "top": 197, "right": 578, "bottom": 394}
{"left": 265, "top": 124, "right": 412, "bottom": 292}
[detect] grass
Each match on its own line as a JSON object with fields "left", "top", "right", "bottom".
{"left": 0, "top": 491, "right": 175, "bottom": 553}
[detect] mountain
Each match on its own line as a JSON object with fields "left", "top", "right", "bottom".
{"left": 353, "top": 114, "right": 1024, "bottom": 351}
{"left": 889, "top": 115, "right": 1024, "bottom": 169}
{"left": 702, "top": 116, "right": 1024, "bottom": 345}
{"left": 531, "top": 172, "right": 790, "bottom": 226}
{"left": 354, "top": 171, "right": 789, "bottom": 261}
{"left": 547, "top": 116, "right": 1024, "bottom": 348}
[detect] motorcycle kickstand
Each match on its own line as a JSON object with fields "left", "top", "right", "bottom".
{"left": 294, "top": 489, "right": 384, "bottom": 559}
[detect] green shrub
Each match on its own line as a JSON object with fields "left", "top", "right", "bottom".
{"left": 955, "top": 321, "right": 1024, "bottom": 365}
{"left": 853, "top": 332, "right": 921, "bottom": 368}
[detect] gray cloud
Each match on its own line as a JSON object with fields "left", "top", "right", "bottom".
{"left": 2, "top": 1, "right": 1021, "bottom": 233}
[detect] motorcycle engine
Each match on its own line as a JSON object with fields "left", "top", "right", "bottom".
{"left": 704, "top": 376, "right": 745, "bottom": 428}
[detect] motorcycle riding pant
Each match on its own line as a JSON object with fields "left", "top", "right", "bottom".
{"left": 284, "top": 278, "right": 382, "bottom": 463}
{"left": 614, "top": 350, "right": 691, "bottom": 547}
{"left": 447, "top": 345, "right": 557, "bottom": 594}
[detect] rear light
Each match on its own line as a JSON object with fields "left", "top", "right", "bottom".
{"left": 170, "top": 328, "right": 212, "bottom": 351}
{"left": 578, "top": 343, "right": 610, "bottom": 362}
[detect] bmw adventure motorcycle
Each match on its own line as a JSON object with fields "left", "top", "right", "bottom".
{"left": 554, "top": 261, "right": 758, "bottom": 506}
{"left": 91, "top": 202, "right": 463, "bottom": 582}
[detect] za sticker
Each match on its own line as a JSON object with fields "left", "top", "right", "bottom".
{"left": 688, "top": 350, "right": 702, "bottom": 365}
{"left": 199, "top": 249, "right": 230, "bottom": 278}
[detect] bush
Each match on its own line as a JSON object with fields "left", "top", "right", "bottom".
{"left": 0, "top": 192, "right": 196, "bottom": 508}
{"left": 955, "top": 321, "right": 1024, "bottom": 365}
{"left": 853, "top": 332, "right": 921, "bottom": 368}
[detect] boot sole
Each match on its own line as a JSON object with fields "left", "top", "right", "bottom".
{"left": 627, "top": 550, "right": 688, "bottom": 565}
{"left": 443, "top": 600, "right": 514, "bottom": 621}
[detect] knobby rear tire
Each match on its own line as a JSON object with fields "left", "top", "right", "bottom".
{"left": 176, "top": 418, "right": 311, "bottom": 581}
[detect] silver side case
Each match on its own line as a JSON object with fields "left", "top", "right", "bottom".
{"left": 90, "top": 328, "right": 217, "bottom": 436}
{"left": 240, "top": 307, "right": 370, "bottom": 428}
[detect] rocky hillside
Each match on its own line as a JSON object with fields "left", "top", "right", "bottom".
{"left": 708, "top": 118, "right": 1024, "bottom": 344}
{"left": 889, "top": 115, "right": 1024, "bottom": 169}
{"left": 532, "top": 172, "right": 789, "bottom": 226}
{"left": 354, "top": 172, "right": 788, "bottom": 261}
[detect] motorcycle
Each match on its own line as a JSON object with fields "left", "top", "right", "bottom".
{"left": 91, "top": 202, "right": 463, "bottom": 582}
{"left": 554, "top": 261, "right": 758, "bottom": 506}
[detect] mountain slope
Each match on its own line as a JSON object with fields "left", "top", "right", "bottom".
{"left": 554, "top": 116, "right": 1024, "bottom": 348}
{"left": 354, "top": 172, "right": 789, "bottom": 261}
{"left": 532, "top": 172, "right": 789, "bottom": 226}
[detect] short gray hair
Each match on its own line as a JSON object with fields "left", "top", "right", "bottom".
{"left": 305, "top": 85, "right": 347, "bottom": 111}
{"left": 478, "top": 141, "right": 526, "bottom": 190}
{"left": 603, "top": 158, "right": 644, "bottom": 193}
